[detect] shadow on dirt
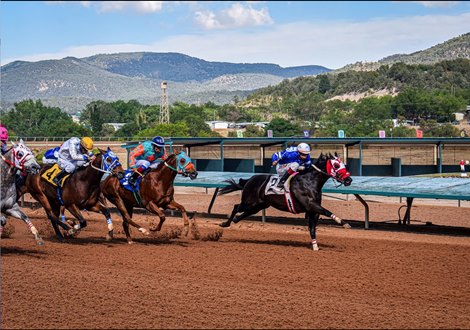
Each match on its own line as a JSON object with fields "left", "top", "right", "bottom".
{"left": 0, "top": 246, "right": 48, "bottom": 258}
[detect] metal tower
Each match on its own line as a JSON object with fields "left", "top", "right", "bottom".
{"left": 159, "top": 81, "right": 170, "bottom": 124}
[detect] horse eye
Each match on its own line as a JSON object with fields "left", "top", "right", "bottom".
{"left": 333, "top": 163, "right": 340, "bottom": 169}
{"left": 17, "top": 151, "right": 24, "bottom": 158}
{"left": 106, "top": 157, "right": 112, "bottom": 164}
{"left": 179, "top": 158, "right": 186, "bottom": 164}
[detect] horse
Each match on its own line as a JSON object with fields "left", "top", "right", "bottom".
{"left": 24, "top": 147, "right": 123, "bottom": 241}
{"left": 0, "top": 139, "right": 43, "bottom": 245}
{"left": 100, "top": 151, "right": 198, "bottom": 244}
{"left": 218, "top": 152, "right": 353, "bottom": 251}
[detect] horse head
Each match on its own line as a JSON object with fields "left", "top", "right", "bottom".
{"left": 165, "top": 151, "right": 198, "bottom": 180}
{"left": 11, "top": 139, "right": 41, "bottom": 174}
{"left": 97, "top": 147, "right": 124, "bottom": 179}
{"left": 318, "top": 152, "right": 352, "bottom": 186}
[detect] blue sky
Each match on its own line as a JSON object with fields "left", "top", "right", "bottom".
{"left": 1, "top": 1, "right": 469, "bottom": 69}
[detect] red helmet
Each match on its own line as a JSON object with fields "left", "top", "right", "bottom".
{"left": 0, "top": 126, "right": 8, "bottom": 141}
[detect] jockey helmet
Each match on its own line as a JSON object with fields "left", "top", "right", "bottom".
{"left": 0, "top": 126, "right": 8, "bottom": 141}
{"left": 297, "top": 143, "right": 310, "bottom": 155}
{"left": 80, "top": 137, "right": 94, "bottom": 151}
{"left": 151, "top": 136, "right": 165, "bottom": 148}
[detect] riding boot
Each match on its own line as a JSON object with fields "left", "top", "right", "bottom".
{"left": 128, "top": 171, "right": 140, "bottom": 186}
{"left": 53, "top": 169, "right": 68, "bottom": 188}
{"left": 277, "top": 172, "right": 290, "bottom": 188}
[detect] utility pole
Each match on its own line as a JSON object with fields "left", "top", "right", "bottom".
{"left": 159, "top": 81, "right": 169, "bottom": 124}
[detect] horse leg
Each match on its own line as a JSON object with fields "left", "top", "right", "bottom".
{"left": 220, "top": 203, "right": 241, "bottom": 228}
{"left": 86, "top": 202, "right": 114, "bottom": 241}
{"left": 65, "top": 204, "right": 88, "bottom": 237}
{"left": 307, "top": 212, "right": 320, "bottom": 251}
{"left": 33, "top": 193, "right": 72, "bottom": 241}
{"left": 164, "top": 199, "right": 191, "bottom": 236}
{"left": 4, "top": 204, "right": 44, "bottom": 246}
{"left": 113, "top": 198, "right": 148, "bottom": 244}
{"left": 311, "top": 205, "right": 351, "bottom": 229}
{"left": 146, "top": 201, "right": 167, "bottom": 232}
{"left": 232, "top": 204, "right": 267, "bottom": 224}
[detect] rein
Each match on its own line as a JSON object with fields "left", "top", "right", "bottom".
{"left": 164, "top": 161, "right": 178, "bottom": 172}
{"left": 312, "top": 162, "right": 344, "bottom": 188}
{"left": 312, "top": 163, "right": 328, "bottom": 176}
{"left": 90, "top": 162, "right": 112, "bottom": 174}
{"left": 0, "top": 153, "right": 17, "bottom": 169}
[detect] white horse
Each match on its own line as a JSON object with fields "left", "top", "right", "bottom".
{"left": 1, "top": 139, "right": 43, "bottom": 245}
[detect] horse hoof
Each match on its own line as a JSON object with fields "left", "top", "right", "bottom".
{"left": 139, "top": 228, "right": 149, "bottom": 236}
{"left": 343, "top": 223, "right": 351, "bottom": 229}
{"left": 312, "top": 245, "right": 319, "bottom": 251}
{"left": 220, "top": 222, "right": 230, "bottom": 228}
{"left": 127, "top": 240, "right": 134, "bottom": 245}
{"left": 106, "top": 233, "right": 113, "bottom": 241}
{"left": 37, "top": 240, "right": 45, "bottom": 246}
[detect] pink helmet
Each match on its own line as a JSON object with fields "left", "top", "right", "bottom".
{"left": 0, "top": 126, "right": 8, "bottom": 141}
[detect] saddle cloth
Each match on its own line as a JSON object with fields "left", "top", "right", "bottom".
{"left": 41, "top": 164, "right": 70, "bottom": 187}
{"left": 265, "top": 173, "right": 299, "bottom": 214}
{"left": 119, "top": 170, "right": 143, "bottom": 192}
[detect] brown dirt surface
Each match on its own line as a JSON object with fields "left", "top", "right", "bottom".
{"left": 2, "top": 190, "right": 470, "bottom": 329}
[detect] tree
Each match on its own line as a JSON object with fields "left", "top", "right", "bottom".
{"left": 265, "top": 118, "right": 301, "bottom": 137}
{"left": 1, "top": 99, "right": 91, "bottom": 137}
{"left": 318, "top": 74, "right": 331, "bottom": 94}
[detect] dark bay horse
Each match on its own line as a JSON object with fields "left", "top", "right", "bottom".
{"left": 218, "top": 152, "right": 353, "bottom": 250}
{"left": 100, "top": 151, "right": 198, "bottom": 244}
{"left": 1, "top": 140, "right": 43, "bottom": 245}
{"left": 24, "top": 148, "right": 123, "bottom": 241}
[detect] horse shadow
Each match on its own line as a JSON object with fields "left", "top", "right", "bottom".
{"left": 43, "top": 235, "right": 192, "bottom": 247}
{"left": 221, "top": 238, "right": 340, "bottom": 251}
{"left": 0, "top": 246, "right": 49, "bottom": 258}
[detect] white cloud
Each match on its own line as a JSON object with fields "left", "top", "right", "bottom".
{"left": 97, "top": 1, "right": 163, "bottom": 14}
{"left": 395, "top": 1, "right": 460, "bottom": 8}
{"left": 3, "top": 12, "right": 470, "bottom": 69}
{"left": 46, "top": 1, "right": 164, "bottom": 13}
{"left": 194, "top": 3, "right": 273, "bottom": 30}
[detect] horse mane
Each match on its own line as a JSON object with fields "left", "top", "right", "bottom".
{"left": 153, "top": 153, "right": 176, "bottom": 171}
{"left": 301, "top": 152, "right": 332, "bottom": 174}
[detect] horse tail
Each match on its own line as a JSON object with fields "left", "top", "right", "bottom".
{"left": 218, "top": 178, "right": 247, "bottom": 195}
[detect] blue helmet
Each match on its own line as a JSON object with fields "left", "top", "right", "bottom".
{"left": 151, "top": 136, "right": 165, "bottom": 147}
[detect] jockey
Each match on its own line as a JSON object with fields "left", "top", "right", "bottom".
{"left": 128, "top": 136, "right": 167, "bottom": 186}
{"left": 53, "top": 137, "right": 96, "bottom": 188}
{"left": 42, "top": 146, "right": 61, "bottom": 165}
{"left": 271, "top": 142, "right": 312, "bottom": 190}
{"left": 0, "top": 125, "right": 9, "bottom": 155}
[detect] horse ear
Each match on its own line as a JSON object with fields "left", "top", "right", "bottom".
{"left": 98, "top": 147, "right": 105, "bottom": 154}
{"left": 334, "top": 151, "right": 339, "bottom": 158}
{"left": 19, "top": 138, "right": 24, "bottom": 144}
{"left": 107, "top": 147, "right": 111, "bottom": 152}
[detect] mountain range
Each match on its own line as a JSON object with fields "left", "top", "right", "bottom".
{"left": 0, "top": 53, "right": 330, "bottom": 114}
{"left": 1, "top": 32, "right": 469, "bottom": 114}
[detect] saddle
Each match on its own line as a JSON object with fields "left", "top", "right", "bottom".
{"left": 41, "top": 164, "right": 70, "bottom": 187}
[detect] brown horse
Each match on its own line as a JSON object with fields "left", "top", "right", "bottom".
{"left": 100, "top": 151, "right": 198, "bottom": 244}
{"left": 24, "top": 148, "right": 123, "bottom": 241}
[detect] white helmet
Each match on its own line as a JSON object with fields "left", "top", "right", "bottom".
{"left": 297, "top": 143, "right": 310, "bottom": 154}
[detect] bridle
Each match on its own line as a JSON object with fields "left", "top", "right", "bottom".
{"left": 89, "top": 150, "right": 122, "bottom": 176}
{"left": 1, "top": 143, "right": 37, "bottom": 174}
{"left": 312, "top": 156, "right": 351, "bottom": 187}
{"left": 164, "top": 152, "right": 195, "bottom": 177}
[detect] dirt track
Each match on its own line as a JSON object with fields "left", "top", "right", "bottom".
{"left": 1, "top": 191, "right": 470, "bottom": 329}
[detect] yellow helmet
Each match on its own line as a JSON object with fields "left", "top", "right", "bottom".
{"left": 80, "top": 137, "right": 94, "bottom": 151}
